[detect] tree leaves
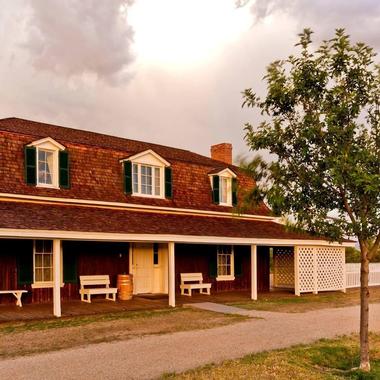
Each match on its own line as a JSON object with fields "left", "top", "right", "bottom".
{"left": 242, "top": 28, "right": 380, "bottom": 255}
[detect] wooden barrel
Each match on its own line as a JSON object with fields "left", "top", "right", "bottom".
{"left": 117, "top": 274, "right": 133, "bottom": 301}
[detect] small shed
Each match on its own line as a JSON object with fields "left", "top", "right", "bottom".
{"left": 272, "top": 246, "right": 346, "bottom": 295}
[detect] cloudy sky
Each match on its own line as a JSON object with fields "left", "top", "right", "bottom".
{"left": 1, "top": 0, "right": 379, "bottom": 161}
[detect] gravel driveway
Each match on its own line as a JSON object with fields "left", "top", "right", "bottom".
{"left": 2, "top": 304, "right": 380, "bottom": 380}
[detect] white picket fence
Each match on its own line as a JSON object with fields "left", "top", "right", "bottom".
{"left": 346, "top": 263, "right": 380, "bottom": 288}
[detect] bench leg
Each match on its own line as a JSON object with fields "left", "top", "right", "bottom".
{"left": 87, "top": 294, "right": 92, "bottom": 303}
{"left": 105, "top": 293, "right": 116, "bottom": 302}
{"left": 13, "top": 292, "right": 23, "bottom": 307}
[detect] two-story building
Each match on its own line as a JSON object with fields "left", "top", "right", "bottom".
{"left": 0, "top": 118, "right": 353, "bottom": 317}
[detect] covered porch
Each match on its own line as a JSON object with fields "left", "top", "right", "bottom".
{"left": 0, "top": 199, "right": 353, "bottom": 318}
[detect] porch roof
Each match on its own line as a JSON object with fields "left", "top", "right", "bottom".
{"left": 0, "top": 200, "right": 349, "bottom": 245}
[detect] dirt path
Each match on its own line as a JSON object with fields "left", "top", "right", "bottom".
{"left": 2, "top": 304, "right": 380, "bottom": 380}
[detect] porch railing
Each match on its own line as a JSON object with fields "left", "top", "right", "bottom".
{"left": 346, "top": 263, "right": 380, "bottom": 288}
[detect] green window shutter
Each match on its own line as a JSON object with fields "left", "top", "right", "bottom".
{"left": 17, "top": 248, "right": 33, "bottom": 285}
{"left": 63, "top": 252, "right": 77, "bottom": 284}
{"left": 24, "top": 146, "right": 37, "bottom": 186}
{"left": 59, "top": 150, "right": 70, "bottom": 189}
{"left": 123, "top": 161, "right": 132, "bottom": 194}
{"left": 234, "top": 252, "right": 243, "bottom": 277}
{"left": 232, "top": 178, "right": 238, "bottom": 206}
{"left": 165, "top": 167, "right": 173, "bottom": 199}
{"left": 209, "top": 253, "right": 217, "bottom": 278}
{"left": 212, "top": 175, "right": 220, "bottom": 204}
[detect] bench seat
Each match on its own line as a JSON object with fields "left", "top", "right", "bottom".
{"left": 0, "top": 290, "right": 28, "bottom": 307}
{"left": 180, "top": 273, "right": 212, "bottom": 296}
{"left": 79, "top": 275, "right": 117, "bottom": 303}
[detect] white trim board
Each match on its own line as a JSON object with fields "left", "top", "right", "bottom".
{"left": 0, "top": 228, "right": 355, "bottom": 247}
{"left": 0, "top": 193, "right": 278, "bottom": 222}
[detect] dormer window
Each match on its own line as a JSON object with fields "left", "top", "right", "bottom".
{"left": 24, "top": 137, "right": 69, "bottom": 189}
{"left": 37, "top": 148, "right": 56, "bottom": 187}
{"left": 210, "top": 168, "right": 237, "bottom": 207}
{"left": 132, "top": 163, "right": 163, "bottom": 197}
{"left": 121, "top": 150, "right": 172, "bottom": 199}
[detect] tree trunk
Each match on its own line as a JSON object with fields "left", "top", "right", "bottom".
{"left": 359, "top": 247, "right": 370, "bottom": 371}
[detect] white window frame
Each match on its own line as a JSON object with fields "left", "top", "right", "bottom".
{"left": 31, "top": 240, "right": 63, "bottom": 289}
{"left": 36, "top": 147, "right": 59, "bottom": 189}
{"left": 132, "top": 163, "right": 164, "bottom": 199}
{"left": 216, "top": 245, "right": 235, "bottom": 281}
{"left": 219, "top": 176, "right": 232, "bottom": 206}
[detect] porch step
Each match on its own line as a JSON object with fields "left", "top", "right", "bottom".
{"left": 183, "top": 302, "right": 252, "bottom": 316}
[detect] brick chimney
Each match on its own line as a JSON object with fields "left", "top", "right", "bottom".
{"left": 210, "top": 143, "right": 232, "bottom": 165}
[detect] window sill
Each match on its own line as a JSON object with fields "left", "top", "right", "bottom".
{"left": 131, "top": 193, "right": 165, "bottom": 200}
{"left": 216, "top": 276, "right": 235, "bottom": 282}
{"left": 31, "top": 282, "right": 65, "bottom": 289}
{"left": 218, "top": 202, "right": 232, "bottom": 207}
{"left": 36, "top": 184, "right": 59, "bottom": 189}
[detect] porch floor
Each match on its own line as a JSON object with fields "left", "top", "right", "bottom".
{"left": 0, "top": 291, "right": 263, "bottom": 323}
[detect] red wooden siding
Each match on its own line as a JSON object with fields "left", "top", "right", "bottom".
{"left": 174, "top": 244, "right": 270, "bottom": 293}
{"left": 257, "top": 246, "right": 270, "bottom": 292}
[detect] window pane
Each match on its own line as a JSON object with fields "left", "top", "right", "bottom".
{"left": 43, "top": 240, "right": 53, "bottom": 253}
{"left": 217, "top": 246, "right": 233, "bottom": 277}
{"left": 141, "top": 165, "right": 152, "bottom": 194}
{"left": 35, "top": 253, "right": 43, "bottom": 268}
{"left": 154, "top": 167, "right": 160, "bottom": 196}
{"left": 43, "top": 254, "right": 52, "bottom": 267}
{"left": 220, "top": 177, "right": 228, "bottom": 203}
{"left": 132, "top": 164, "right": 138, "bottom": 193}
{"left": 38, "top": 150, "right": 53, "bottom": 185}
{"left": 35, "top": 268, "right": 43, "bottom": 282}
{"left": 43, "top": 268, "right": 53, "bottom": 282}
{"left": 35, "top": 240, "right": 43, "bottom": 253}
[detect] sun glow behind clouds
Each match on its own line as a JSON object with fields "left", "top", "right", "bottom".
{"left": 128, "top": 0, "right": 252, "bottom": 66}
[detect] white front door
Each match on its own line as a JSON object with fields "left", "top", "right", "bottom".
{"left": 132, "top": 243, "right": 153, "bottom": 294}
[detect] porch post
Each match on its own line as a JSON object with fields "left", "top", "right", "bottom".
{"left": 294, "top": 246, "right": 300, "bottom": 296}
{"left": 53, "top": 239, "right": 62, "bottom": 317}
{"left": 168, "top": 242, "right": 175, "bottom": 307}
{"left": 251, "top": 244, "right": 257, "bottom": 300}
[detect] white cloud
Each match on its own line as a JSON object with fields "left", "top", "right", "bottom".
{"left": 24, "top": 0, "right": 135, "bottom": 83}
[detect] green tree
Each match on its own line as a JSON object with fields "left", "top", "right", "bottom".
{"left": 242, "top": 29, "right": 380, "bottom": 372}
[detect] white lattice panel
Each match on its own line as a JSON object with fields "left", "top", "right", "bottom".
{"left": 316, "top": 247, "right": 345, "bottom": 290}
{"left": 273, "top": 247, "right": 294, "bottom": 288}
{"left": 296, "top": 246, "right": 345, "bottom": 294}
{"left": 298, "top": 247, "right": 315, "bottom": 292}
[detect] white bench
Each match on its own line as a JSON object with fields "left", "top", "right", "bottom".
{"left": 79, "top": 275, "right": 117, "bottom": 303}
{"left": 0, "top": 290, "right": 27, "bottom": 307}
{"left": 180, "top": 273, "right": 212, "bottom": 296}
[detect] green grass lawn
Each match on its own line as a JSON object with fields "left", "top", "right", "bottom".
{"left": 164, "top": 334, "right": 380, "bottom": 379}
{"left": 228, "top": 287, "right": 380, "bottom": 313}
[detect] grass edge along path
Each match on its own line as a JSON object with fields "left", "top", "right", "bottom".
{"left": 163, "top": 333, "right": 380, "bottom": 380}
{"left": 228, "top": 287, "right": 380, "bottom": 313}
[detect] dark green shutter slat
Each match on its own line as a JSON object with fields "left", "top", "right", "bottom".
{"left": 165, "top": 167, "right": 172, "bottom": 199}
{"left": 234, "top": 252, "right": 243, "bottom": 277}
{"left": 59, "top": 150, "right": 70, "bottom": 189}
{"left": 212, "top": 175, "right": 219, "bottom": 204}
{"left": 63, "top": 252, "right": 77, "bottom": 284}
{"left": 209, "top": 253, "right": 217, "bottom": 278}
{"left": 123, "top": 161, "right": 132, "bottom": 194}
{"left": 24, "top": 146, "right": 37, "bottom": 186}
{"left": 232, "top": 178, "right": 238, "bottom": 206}
{"left": 17, "top": 244, "right": 33, "bottom": 285}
